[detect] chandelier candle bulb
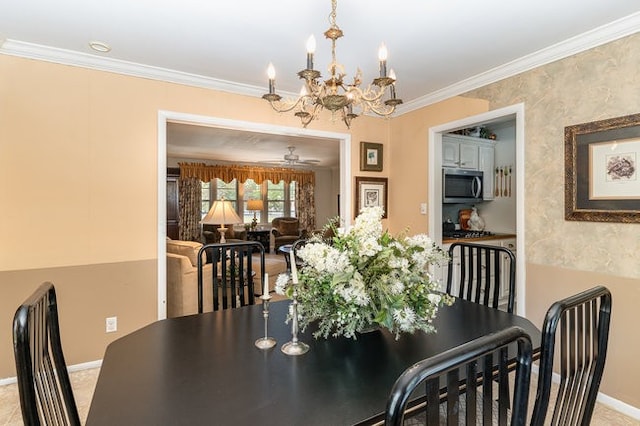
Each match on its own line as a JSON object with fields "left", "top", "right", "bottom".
{"left": 389, "top": 68, "right": 397, "bottom": 98}
{"left": 306, "top": 35, "right": 316, "bottom": 70}
{"left": 267, "top": 63, "right": 276, "bottom": 94}
{"left": 378, "top": 43, "right": 388, "bottom": 77}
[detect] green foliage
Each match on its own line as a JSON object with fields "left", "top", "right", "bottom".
{"left": 276, "top": 207, "right": 452, "bottom": 340}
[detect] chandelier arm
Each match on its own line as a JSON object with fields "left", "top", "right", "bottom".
{"left": 268, "top": 96, "right": 306, "bottom": 114}
{"left": 358, "top": 86, "right": 386, "bottom": 103}
{"left": 367, "top": 103, "right": 397, "bottom": 116}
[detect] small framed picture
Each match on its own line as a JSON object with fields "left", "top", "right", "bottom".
{"left": 355, "top": 176, "right": 388, "bottom": 218}
{"left": 360, "top": 142, "right": 383, "bottom": 172}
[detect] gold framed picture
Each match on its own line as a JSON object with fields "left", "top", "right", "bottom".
{"left": 360, "top": 142, "right": 383, "bottom": 172}
{"left": 355, "top": 176, "right": 388, "bottom": 218}
{"left": 565, "top": 112, "right": 640, "bottom": 223}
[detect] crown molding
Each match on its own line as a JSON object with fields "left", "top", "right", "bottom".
{"left": 0, "top": 40, "right": 266, "bottom": 98}
{"left": 2, "top": 11, "right": 639, "bottom": 116}
{"left": 397, "top": 12, "right": 640, "bottom": 115}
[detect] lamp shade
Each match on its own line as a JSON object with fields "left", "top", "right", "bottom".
{"left": 201, "top": 199, "right": 242, "bottom": 226}
{"left": 247, "top": 199, "right": 264, "bottom": 211}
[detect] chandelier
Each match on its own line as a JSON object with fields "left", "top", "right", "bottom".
{"left": 262, "top": 0, "right": 402, "bottom": 128}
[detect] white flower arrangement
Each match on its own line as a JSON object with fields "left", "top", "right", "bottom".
{"left": 276, "top": 206, "right": 452, "bottom": 339}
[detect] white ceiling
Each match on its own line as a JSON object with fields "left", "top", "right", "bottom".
{"left": 167, "top": 122, "right": 341, "bottom": 168}
{"left": 2, "top": 0, "right": 639, "bottom": 167}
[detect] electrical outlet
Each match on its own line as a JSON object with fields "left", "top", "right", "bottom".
{"left": 420, "top": 203, "right": 427, "bottom": 215}
{"left": 106, "top": 316, "right": 117, "bottom": 333}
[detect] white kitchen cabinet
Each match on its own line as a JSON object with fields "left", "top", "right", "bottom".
{"left": 438, "top": 238, "right": 516, "bottom": 312}
{"left": 442, "top": 140, "right": 460, "bottom": 167}
{"left": 459, "top": 144, "right": 479, "bottom": 169}
{"left": 443, "top": 136, "right": 478, "bottom": 169}
{"left": 491, "top": 238, "right": 516, "bottom": 311}
{"left": 442, "top": 135, "right": 495, "bottom": 194}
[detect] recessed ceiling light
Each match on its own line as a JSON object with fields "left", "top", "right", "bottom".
{"left": 89, "top": 41, "right": 111, "bottom": 53}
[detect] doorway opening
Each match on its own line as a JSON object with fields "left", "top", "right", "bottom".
{"left": 156, "top": 111, "right": 352, "bottom": 319}
{"left": 428, "top": 103, "right": 526, "bottom": 315}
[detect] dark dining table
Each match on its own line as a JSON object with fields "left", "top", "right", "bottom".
{"left": 86, "top": 298, "right": 540, "bottom": 426}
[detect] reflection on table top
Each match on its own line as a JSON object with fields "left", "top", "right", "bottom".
{"left": 86, "top": 298, "right": 540, "bottom": 426}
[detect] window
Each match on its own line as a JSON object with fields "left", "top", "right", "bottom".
{"left": 201, "top": 178, "right": 296, "bottom": 222}
{"left": 216, "top": 179, "right": 237, "bottom": 210}
{"left": 243, "top": 179, "right": 261, "bottom": 223}
{"left": 201, "top": 181, "right": 211, "bottom": 218}
{"left": 267, "top": 180, "right": 285, "bottom": 221}
{"left": 265, "top": 180, "right": 296, "bottom": 222}
{"left": 201, "top": 179, "right": 238, "bottom": 218}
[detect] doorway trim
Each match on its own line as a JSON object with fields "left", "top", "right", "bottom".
{"left": 156, "top": 111, "right": 352, "bottom": 319}
{"left": 428, "top": 103, "right": 526, "bottom": 315}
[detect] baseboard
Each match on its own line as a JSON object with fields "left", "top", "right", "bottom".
{"left": 531, "top": 363, "right": 640, "bottom": 420}
{"left": 596, "top": 392, "right": 640, "bottom": 420}
{"left": 0, "top": 359, "right": 103, "bottom": 386}
{"left": 66, "top": 359, "right": 103, "bottom": 373}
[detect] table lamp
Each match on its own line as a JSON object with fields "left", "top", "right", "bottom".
{"left": 247, "top": 199, "right": 264, "bottom": 229}
{"left": 201, "top": 198, "right": 242, "bottom": 243}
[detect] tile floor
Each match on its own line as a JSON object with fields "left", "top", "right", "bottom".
{"left": 1, "top": 367, "right": 638, "bottom": 425}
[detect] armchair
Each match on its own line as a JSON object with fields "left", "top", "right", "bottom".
{"left": 271, "top": 217, "right": 305, "bottom": 251}
{"left": 202, "top": 224, "right": 247, "bottom": 244}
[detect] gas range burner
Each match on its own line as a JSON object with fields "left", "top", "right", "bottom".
{"left": 443, "top": 230, "right": 494, "bottom": 239}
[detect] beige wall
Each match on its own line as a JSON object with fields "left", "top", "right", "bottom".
{"left": 463, "top": 33, "right": 640, "bottom": 408}
{"left": 0, "top": 54, "right": 391, "bottom": 378}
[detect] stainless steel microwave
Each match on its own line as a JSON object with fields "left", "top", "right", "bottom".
{"left": 442, "top": 168, "right": 483, "bottom": 203}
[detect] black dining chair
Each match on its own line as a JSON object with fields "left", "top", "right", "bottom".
{"left": 385, "top": 326, "right": 533, "bottom": 426}
{"left": 446, "top": 242, "right": 517, "bottom": 408}
{"left": 13, "top": 282, "right": 81, "bottom": 426}
{"left": 291, "top": 238, "right": 308, "bottom": 262}
{"left": 197, "top": 241, "right": 265, "bottom": 312}
{"left": 530, "top": 286, "right": 612, "bottom": 426}
{"left": 446, "top": 242, "right": 516, "bottom": 313}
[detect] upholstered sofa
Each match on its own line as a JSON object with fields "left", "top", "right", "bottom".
{"left": 271, "top": 217, "right": 305, "bottom": 251}
{"left": 166, "top": 239, "right": 213, "bottom": 317}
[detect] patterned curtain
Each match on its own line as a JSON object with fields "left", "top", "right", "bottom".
{"left": 178, "top": 177, "right": 202, "bottom": 241}
{"left": 297, "top": 181, "right": 316, "bottom": 234}
{"left": 179, "top": 162, "right": 315, "bottom": 186}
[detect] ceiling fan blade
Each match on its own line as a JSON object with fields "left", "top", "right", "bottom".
{"left": 263, "top": 146, "right": 320, "bottom": 166}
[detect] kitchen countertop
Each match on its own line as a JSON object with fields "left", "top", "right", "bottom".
{"left": 442, "top": 233, "right": 516, "bottom": 245}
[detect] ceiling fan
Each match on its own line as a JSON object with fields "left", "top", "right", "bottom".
{"left": 266, "top": 146, "right": 320, "bottom": 166}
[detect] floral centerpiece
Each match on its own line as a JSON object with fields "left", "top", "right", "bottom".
{"left": 275, "top": 206, "right": 452, "bottom": 339}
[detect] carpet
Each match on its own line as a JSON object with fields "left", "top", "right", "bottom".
{"left": 253, "top": 253, "right": 287, "bottom": 300}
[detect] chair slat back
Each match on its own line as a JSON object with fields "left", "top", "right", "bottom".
{"left": 446, "top": 242, "right": 516, "bottom": 313}
{"left": 13, "top": 282, "right": 80, "bottom": 426}
{"left": 385, "top": 326, "right": 533, "bottom": 426}
{"left": 197, "top": 241, "right": 265, "bottom": 312}
{"left": 530, "top": 286, "right": 612, "bottom": 426}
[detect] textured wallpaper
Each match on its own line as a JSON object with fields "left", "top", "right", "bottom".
{"left": 464, "top": 33, "right": 640, "bottom": 279}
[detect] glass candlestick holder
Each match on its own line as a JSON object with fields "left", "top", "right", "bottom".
{"left": 255, "top": 294, "right": 276, "bottom": 350}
